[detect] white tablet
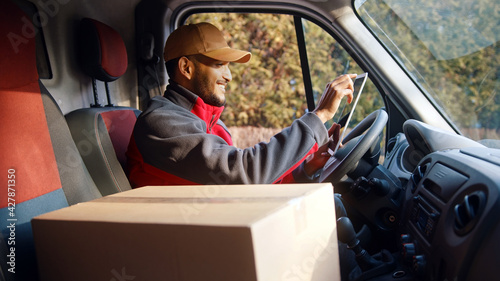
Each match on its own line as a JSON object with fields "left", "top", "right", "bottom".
{"left": 328, "top": 72, "right": 368, "bottom": 155}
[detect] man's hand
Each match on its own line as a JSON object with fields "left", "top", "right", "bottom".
{"left": 304, "top": 123, "right": 343, "bottom": 177}
{"left": 312, "top": 74, "right": 356, "bottom": 123}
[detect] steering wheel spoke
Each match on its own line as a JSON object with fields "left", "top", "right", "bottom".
{"left": 320, "top": 109, "right": 388, "bottom": 184}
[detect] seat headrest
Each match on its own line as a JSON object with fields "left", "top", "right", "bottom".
{"left": 78, "top": 18, "right": 128, "bottom": 82}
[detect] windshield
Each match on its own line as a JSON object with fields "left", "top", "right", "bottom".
{"left": 355, "top": 0, "right": 500, "bottom": 141}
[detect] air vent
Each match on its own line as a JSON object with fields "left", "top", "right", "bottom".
{"left": 410, "top": 163, "right": 429, "bottom": 192}
{"left": 454, "top": 191, "right": 486, "bottom": 236}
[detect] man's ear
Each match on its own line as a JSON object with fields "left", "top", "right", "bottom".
{"left": 178, "top": 56, "right": 194, "bottom": 80}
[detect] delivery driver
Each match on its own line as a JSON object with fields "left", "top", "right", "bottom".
{"left": 126, "top": 22, "right": 359, "bottom": 280}
{"left": 126, "top": 22, "right": 356, "bottom": 187}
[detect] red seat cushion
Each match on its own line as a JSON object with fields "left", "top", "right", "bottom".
{"left": 0, "top": 1, "right": 70, "bottom": 279}
{"left": 0, "top": 0, "right": 63, "bottom": 209}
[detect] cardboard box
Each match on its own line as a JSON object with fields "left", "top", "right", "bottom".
{"left": 32, "top": 183, "right": 340, "bottom": 281}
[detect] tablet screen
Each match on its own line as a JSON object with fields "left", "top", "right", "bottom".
{"left": 328, "top": 72, "right": 368, "bottom": 155}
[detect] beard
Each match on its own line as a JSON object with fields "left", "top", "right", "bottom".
{"left": 191, "top": 72, "right": 226, "bottom": 107}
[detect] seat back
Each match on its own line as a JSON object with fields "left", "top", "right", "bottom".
{"left": 66, "top": 18, "right": 140, "bottom": 196}
{"left": 0, "top": 1, "right": 101, "bottom": 280}
{"left": 66, "top": 107, "right": 140, "bottom": 195}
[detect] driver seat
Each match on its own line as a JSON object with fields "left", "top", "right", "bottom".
{"left": 65, "top": 18, "right": 141, "bottom": 196}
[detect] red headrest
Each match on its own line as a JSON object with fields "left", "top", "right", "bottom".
{"left": 78, "top": 18, "right": 128, "bottom": 82}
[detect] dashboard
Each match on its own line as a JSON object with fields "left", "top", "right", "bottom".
{"left": 344, "top": 120, "right": 500, "bottom": 280}
{"left": 400, "top": 146, "right": 500, "bottom": 280}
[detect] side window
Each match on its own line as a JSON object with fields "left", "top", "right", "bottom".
{"left": 186, "top": 13, "right": 384, "bottom": 149}
{"left": 301, "top": 19, "right": 384, "bottom": 127}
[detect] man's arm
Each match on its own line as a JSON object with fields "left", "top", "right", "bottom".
{"left": 304, "top": 74, "right": 356, "bottom": 177}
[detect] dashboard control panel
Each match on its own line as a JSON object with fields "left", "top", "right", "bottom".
{"left": 398, "top": 148, "right": 500, "bottom": 280}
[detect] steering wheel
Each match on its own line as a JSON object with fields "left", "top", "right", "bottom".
{"left": 320, "top": 109, "right": 388, "bottom": 183}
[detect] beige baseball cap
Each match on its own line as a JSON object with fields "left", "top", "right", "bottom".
{"left": 164, "top": 22, "right": 251, "bottom": 63}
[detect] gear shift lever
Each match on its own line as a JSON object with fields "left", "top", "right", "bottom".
{"left": 337, "top": 217, "right": 383, "bottom": 271}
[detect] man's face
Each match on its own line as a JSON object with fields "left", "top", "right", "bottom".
{"left": 190, "top": 55, "right": 232, "bottom": 107}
